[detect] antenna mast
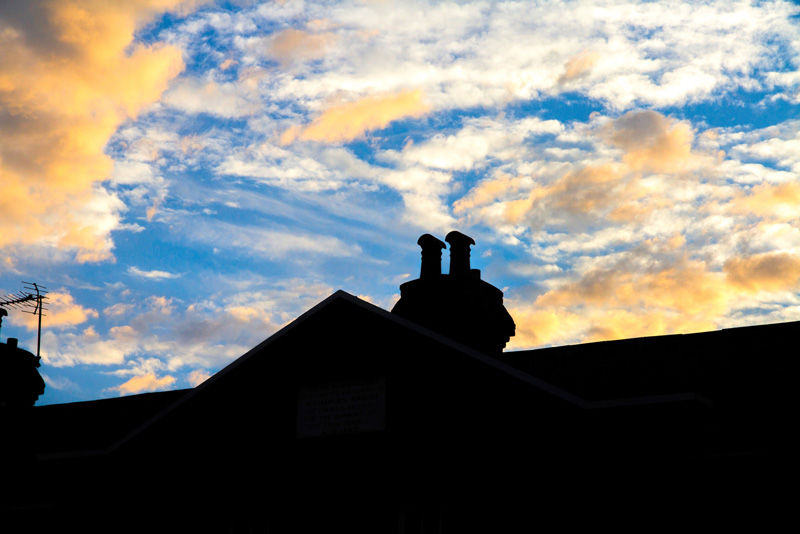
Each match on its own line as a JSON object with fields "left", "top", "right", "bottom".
{"left": 0, "top": 282, "right": 48, "bottom": 359}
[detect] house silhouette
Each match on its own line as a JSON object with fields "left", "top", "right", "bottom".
{"left": 1, "top": 232, "right": 792, "bottom": 532}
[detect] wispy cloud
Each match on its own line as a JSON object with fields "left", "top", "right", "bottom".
{"left": 127, "top": 266, "right": 182, "bottom": 280}
{"left": 280, "top": 89, "right": 431, "bottom": 145}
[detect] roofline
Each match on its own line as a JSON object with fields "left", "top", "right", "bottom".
{"left": 505, "top": 316, "right": 800, "bottom": 356}
{"left": 37, "top": 290, "right": 709, "bottom": 461}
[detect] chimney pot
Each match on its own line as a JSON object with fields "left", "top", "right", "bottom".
{"left": 393, "top": 231, "right": 516, "bottom": 356}
{"left": 417, "top": 234, "right": 446, "bottom": 279}
{"left": 445, "top": 231, "right": 476, "bottom": 278}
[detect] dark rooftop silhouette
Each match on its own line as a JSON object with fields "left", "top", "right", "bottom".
{"left": 0, "top": 337, "right": 45, "bottom": 408}
{"left": 0, "top": 233, "right": 792, "bottom": 531}
{"left": 392, "top": 231, "right": 515, "bottom": 356}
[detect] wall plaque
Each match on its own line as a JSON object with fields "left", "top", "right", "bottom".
{"left": 296, "top": 377, "right": 386, "bottom": 437}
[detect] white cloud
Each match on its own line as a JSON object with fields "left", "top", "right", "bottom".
{"left": 730, "top": 125, "right": 800, "bottom": 172}
{"left": 153, "top": 0, "right": 799, "bottom": 125}
{"left": 178, "top": 218, "right": 363, "bottom": 259}
{"left": 383, "top": 117, "right": 563, "bottom": 171}
{"left": 162, "top": 77, "right": 261, "bottom": 118}
{"left": 40, "top": 278, "right": 335, "bottom": 373}
{"left": 127, "top": 267, "right": 182, "bottom": 280}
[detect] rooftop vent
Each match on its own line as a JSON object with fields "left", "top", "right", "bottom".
{"left": 391, "top": 231, "right": 515, "bottom": 356}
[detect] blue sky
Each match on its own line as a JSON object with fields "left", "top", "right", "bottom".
{"left": 1, "top": 0, "right": 798, "bottom": 404}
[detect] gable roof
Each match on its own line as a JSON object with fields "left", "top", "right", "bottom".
{"left": 34, "top": 290, "right": 760, "bottom": 460}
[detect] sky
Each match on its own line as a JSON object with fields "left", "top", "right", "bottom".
{"left": 1, "top": 0, "right": 798, "bottom": 405}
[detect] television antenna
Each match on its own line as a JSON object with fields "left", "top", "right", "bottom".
{"left": 0, "top": 282, "right": 48, "bottom": 359}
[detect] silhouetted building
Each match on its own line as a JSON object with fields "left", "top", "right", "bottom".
{"left": 1, "top": 233, "right": 792, "bottom": 532}
{"left": 0, "top": 336, "right": 45, "bottom": 408}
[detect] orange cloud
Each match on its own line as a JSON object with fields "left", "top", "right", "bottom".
{"left": 506, "top": 253, "right": 738, "bottom": 348}
{"left": 724, "top": 252, "right": 800, "bottom": 293}
{"left": 580, "top": 309, "right": 717, "bottom": 344}
{"left": 187, "top": 369, "right": 211, "bottom": 387}
{"left": 455, "top": 165, "right": 630, "bottom": 226}
{"left": 280, "top": 89, "right": 431, "bottom": 144}
{"left": 536, "top": 259, "right": 730, "bottom": 317}
{"left": 503, "top": 163, "right": 650, "bottom": 226}
{"left": 453, "top": 172, "right": 526, "bottom": 214}
{"left": 0, "top": 1, "right": 199, "bottom": 262}
{"left": 506, "top": 306, "right": 583, "bottom": 348}
{"left": 509, "top": 248, "right": 800, "bottom": 349}
{"left": 729, "top": 182, "right": 800, "bottom": 220}
{"left": 112, "top": 373, "right": 177, "bottom": 396}
{"left": 269, "top": 28, "right": 338, "bottom": 66}
{"left": 544, "top": 164, "right": 633, "bottom": 217}
{"left": 454, "top": 110, "right": 703, "bottom": 229}
{"left": 603, "top": 110, "right": 697, "bottom": 173}
{"left": 557, "top": 51, "right": 600, "bottom": 85}
{"left": 12, "top": 290, "right": 98, "bottom": 331}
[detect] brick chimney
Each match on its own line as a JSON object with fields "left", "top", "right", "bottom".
{"left": 0, "top": 337, "right": 45, "bottom": 408}
{"left": 391, "top": 232, "right": 515, "bottom": 356}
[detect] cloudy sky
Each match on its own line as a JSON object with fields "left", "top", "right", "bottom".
{"left": 1, "top": 0, "right": 798, "bottom": 404}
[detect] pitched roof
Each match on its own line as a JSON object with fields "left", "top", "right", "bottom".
{"left": 31, "top": 290, "right": 787, "bottom": 460}
{"left": 30, "top": 291, "right": 580, "bottom": 459}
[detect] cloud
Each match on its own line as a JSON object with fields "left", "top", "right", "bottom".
{"left": 247, "top": 0, "right": 798, "bottom": 112}
{"left": 0, "top": 0, "right": 199, "bottom": 262}
{"left": 109, "top": 373, "right": 177, "bottom": 396}
{"left": 103, "top": 303, "right": 134, "bottom": 318}
{"left": 40, "top": 373, "right": 81, "bottom": 395}
{"left": 41, "top": 325, "right": 133, "bottom": 367}
{"left": 602, "top": 110, "right": 700, "bottom": 173}
{"left": 507, "top": 254, "right": 730, "bottom": 348}
{"left": 454, "top": 172, "right": 527, "bottom": 214}
{"left": 40, "top": 278, "right": 334, "bottom": 371}
{"left": 186, "top": 368, "right": 211, "bottom": 387}
{"left": 508, "top": 246, "right": 800, "bottom": 349}
{"left": 557, "top": 51, "right": 600, "bottom": 85}
{"left": 730, "top": 121, "right": 800, "bottom": 173}
{"left": 128, "top": 266, "right": 182, "bottom": 280}
{"left": 9, "top": 290, "right": 98, "bottom": 331}
{"left": 729, "top": 182, "right": 800, "bottom": 221}
{"left": 437, "top": 109, "right": 800, "bottom": 351}
{"left": 386, "top": 116, "right": 563, "bottom": 171}
{"left": 162, "top": 78, "right": 261, "bottom": 118}
{"left": 724, "top": 252, "right": 800, "bottom": 293}
{"left": 454, "top": 110, "right": 712, "bottom": 233}
{"left": 268, "top": 28, "right": 338, "bottom": 66}
{"left": 178, "top": 218, "right": 363, "bottom": 259}
{"left": 536, "top": 258, "right": 730, "bottom": 317}
{"left": 280, "top": 89, "right": 430, "bottom": 144}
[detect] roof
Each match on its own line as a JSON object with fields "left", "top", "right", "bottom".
{"left": 28, "top": 291, "right": 583, "bottom": 460}
{"left": 26, "top": 290, "right": 793, "bottom": 461}
{"left": 9, "top": 290, "right": 794, "bottom": 528}
{"left": 31, "top": 389, "right": 189, "bottom": 457}
{"left": 500, "top": 319, "right": 797, "bottom": 404}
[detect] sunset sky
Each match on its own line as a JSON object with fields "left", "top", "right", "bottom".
{"left": 1, "top": 0, "right": 798, "bottom": 404}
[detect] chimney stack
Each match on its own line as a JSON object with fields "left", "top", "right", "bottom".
{"left": 392, "top": 231, "right": 515, "bottom": 356}
{"left": 1, "top": 337, "right": 45, "bottom": 408}
{"left": 418, "top": 234, "right": 446, "bottom": 279}
{"left": 445, "top": 231, "right": 476, "bottom": 278}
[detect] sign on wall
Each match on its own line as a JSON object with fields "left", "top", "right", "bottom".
{"left": 296, "top": 377, "right": 386, "bottom": 437}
